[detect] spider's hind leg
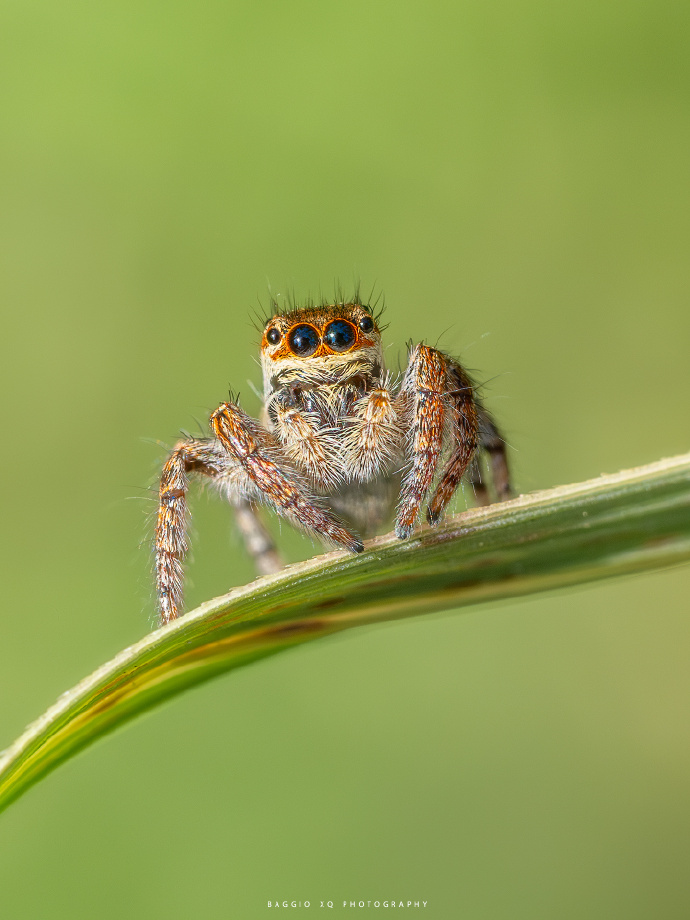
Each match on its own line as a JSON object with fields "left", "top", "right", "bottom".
{"left": 477, "top": 404, "right": 512, "bottom": 502}
{"left": 425, "top": 398, "right": 512, "bottom": 525}
{"left": 232, "top": 499, "right": 284, "bottom": 576}
{"left": 462, "top": 407, "right": 512, "bottom": 509}
{"left": 468, "top": 457, "right": 490, "bottom": 507}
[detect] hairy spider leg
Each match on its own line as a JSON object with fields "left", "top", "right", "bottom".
{"left": 232, "top": 499, "right": 284, "bottom": 576}
{"left": 426, "top": 360, "right": 479, "bottom": 525}
{"left": 394, "top": 344, "right": 451, "bottom": 539}
{"left": 156, "top": 438, "right": 284, "bottom": 624}
{"left": 467, "top": 457, "right": 490, "bottom": 507}
{"left": 211, "top": 401, "right": 364, "bottom": 554}
{"left": 344, "top": 386, "right": 399, "bottom": 482}
{"left": 156, "top": 439, "right": 223, "bottom": 624}
{"left": 270, "top": 399, "right": 345, "bottom": 490}
{"left": 477, "top": 404, "right": 511, "bottom": 502}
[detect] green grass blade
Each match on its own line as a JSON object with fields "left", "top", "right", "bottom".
{"left": 1, "top": 453, "right": 689, "bottom": 814}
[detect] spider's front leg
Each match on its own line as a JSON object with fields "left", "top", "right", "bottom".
{"left": 394, "top": 344, "right": 479, "bottom": 538}
{"left": 211, "top": 401, "right": 364, "bottom": 553}
{"left": 156, "top": 436, "right": 283, "bottom": 624}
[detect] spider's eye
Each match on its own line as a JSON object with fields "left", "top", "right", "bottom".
{"left": 358, "top": 315, "right": 374, "bottom": 333}
{"left": 266, "top": 327, "right": 281, "bottom": 345}
{"left": 323, "top": 320, "right": 356, "bottom": 352}
{"left": 288, "top": 324, "right": 320, "bottom": 357}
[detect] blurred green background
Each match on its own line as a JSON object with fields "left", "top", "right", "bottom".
{"left": 1, "top": 0, "right": 689, "bottom": 917}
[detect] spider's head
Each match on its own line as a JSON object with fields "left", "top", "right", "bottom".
{"left": 260, "top": 302, "right": 384, "bottom": 389}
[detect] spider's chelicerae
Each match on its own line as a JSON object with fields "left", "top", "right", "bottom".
{"left": 155, "top": 300, "right": 511, "bottom": 623}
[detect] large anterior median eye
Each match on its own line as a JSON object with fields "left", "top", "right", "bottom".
{"left": 323, "top": 320, "right": 356, "bottom": 352}
{"left": 288, "top": 324, "right": 320, "bottom": 357}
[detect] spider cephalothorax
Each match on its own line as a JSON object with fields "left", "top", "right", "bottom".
{"left": 155, "top": 299, "right": 510, "bottom": 623}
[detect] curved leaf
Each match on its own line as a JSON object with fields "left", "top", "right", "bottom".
{"left": 1, "top": 453, "right": 689, "bottom": 814}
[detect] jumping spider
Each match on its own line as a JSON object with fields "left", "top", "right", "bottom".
{"left": 155, "top": 300, "right": 511, "bottom": 623}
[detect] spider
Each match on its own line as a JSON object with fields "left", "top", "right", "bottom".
{"left": 155, "top": 299, "right": 511, "bottom": 624}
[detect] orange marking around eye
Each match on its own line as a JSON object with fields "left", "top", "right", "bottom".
{"left": 262, "top": 322, "right": 377, "bottom": 360}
